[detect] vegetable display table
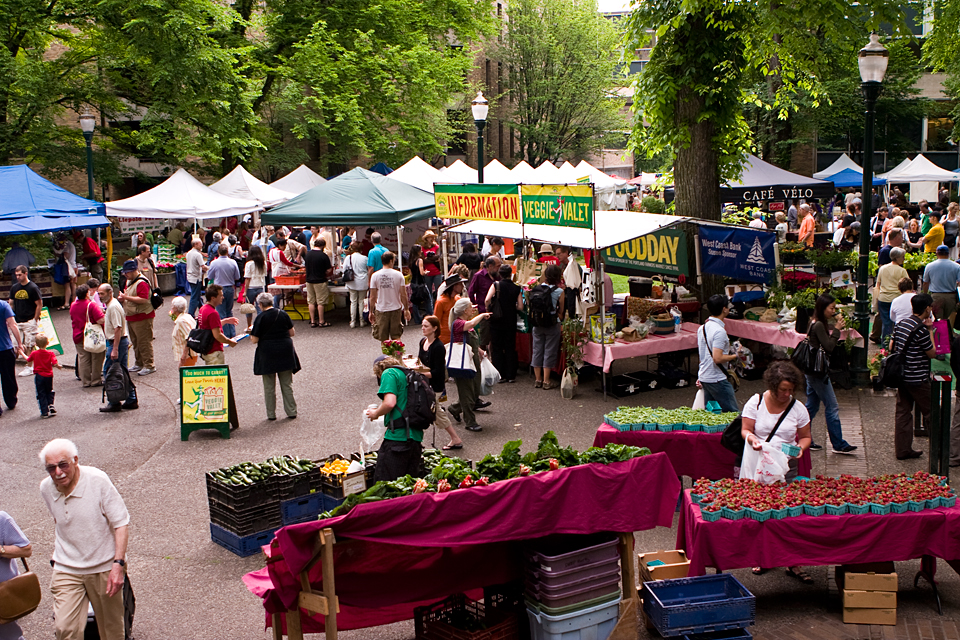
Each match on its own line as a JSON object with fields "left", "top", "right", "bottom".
{"left": 594, "top": 424, "right": 811, "bottom": 481}
{"left": 677, "top": 490, "right": 960, "bottom": 577}
{"left": 583, "top": 321, "right": 700, "bottom": 373}
{"left": 723, "top": 318, "right": 863, "bottom": 349}
{"left": 267, "top": 284, "right": 307, "bottom": 321}
{"left": 244, "top": 452, "right": 682, "bottom": 637}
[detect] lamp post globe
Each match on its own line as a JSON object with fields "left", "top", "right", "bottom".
{"left": 854, "top": 33, "right": 888, "bottom": 386}
{"left": 79, "top": 111, "right": 96, "bottom": 200}
{"left": 471, "top": 91, "right": 488, "bottom": 183}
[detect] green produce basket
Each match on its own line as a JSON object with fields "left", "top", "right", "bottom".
{"left": 744, "top": 508, "right": 771, "bottom": 522}
{"left": 868, "top": 502, "right": 891, "bottom": 515}
{"left": 824, "top": 503, "right": 847, "bottom": 516}
{"left": 890, "top": 502, "right": 908, "bottom": 514}
{"left": 658, "top": 423, "right": 675, "bottom": 433}
{"left": 702, "top": 425, "right": 725, "bottom": 434}
{"left": 706, "top": 401, "right": 722, "bottom": 414}
{"left": 770, "top": 508, "right": 789, "bottom": 520}
{"left": 720, "top": 507, "right": 744, "bottom": 520}
{"left": 643, "top": 423, "right": 659, "bottom": 431}
{"left": 906, "top": 500, "right": 925, "bottom": 512}
{"left": 686, "top": 424, "right": 704, "bottom": 432}
{"left": 786, "top": 505, "right": 803, "bottom": 517}
{"left": 925, "top": 498, "right": 940, "bottom": 509}
{"left": 847, "top": 503, "right": 870, "bottom": 515}
{"left": 942, "top": 496, "right": 957, "bottom": 508}
{"left": 803, "top": 504, "right": 825, "bottom": 517}
{"left": 701, "top": 508, "right": 722, "bottom": 522}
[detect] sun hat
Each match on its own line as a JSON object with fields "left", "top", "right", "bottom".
{"left": 538, "top": 244, "right": 554, "bottom": 255}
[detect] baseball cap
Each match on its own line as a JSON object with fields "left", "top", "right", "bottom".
{"left": 938, "top": 244, "right": 950, "bottom": 254}
{"left": 121, "top": 260, "right": 138, "bottom": 273}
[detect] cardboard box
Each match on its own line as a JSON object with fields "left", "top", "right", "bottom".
{"left": 842, "top": 589, "right": 897, "bottom": 609}
{"left": 838, "top": 562, "right": 898, "bottom": 592}
{"left": 843, "top": 607, "right": 896, "bottom": 626}
{"left": 638, "top": 550, "right": 690, "bottom": 583}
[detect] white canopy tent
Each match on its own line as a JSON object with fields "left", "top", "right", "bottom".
{"left": 438, "top": 159, "right": 478, "bottom": 183}
{"left": 385, "top": 156, "right": 445, "bottom": 193}
{"left": 105, "top": 168, "right": 260, "bottom": 220}
{"left": 483, "top": 159, "right": 515, "bottom": 184}
{"left": 269, "top": 165, "right": 327, "bottom": 196}
{"left": 210, "top": 165, "right": 295, "bottom": 207}
{"left": 813, "top": 153, "right": 862, "bottom": 180}
{"left": 510, "top": 161, "right": 539, "bottom": 183}
{"left": 881, "top": 154, "right": 960, "bottom": 183}
{"left": 877, "top": 157, "right": 913, "bottom": 181}
{"left": 533, "top": 161, "right": 565, "bottom": 183}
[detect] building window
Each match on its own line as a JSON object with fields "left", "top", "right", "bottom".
{"left": 498, "top": 122, "right": 504, "bottom": 159}
{"left": 497, "top": 62, "right": 502, "bottom": 96}
{"left": 485, "top": 59, "right": 491, "bottom": 89}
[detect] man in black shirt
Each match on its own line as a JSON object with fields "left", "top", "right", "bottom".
{"left": 10, "top": 265, "right": 42, "bottom": 361}
{"left": 890, "top": 293, "right": 936, "bottom": 460}
{"left": 304, "top": 238, "right": 333, "bottom": 327}
{"left": 455, "top": 243, "right": 482, "bottom": 279}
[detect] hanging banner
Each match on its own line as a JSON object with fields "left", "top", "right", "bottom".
{"left": 434, "top": 184, "right": 521, "bottom": 223}
{"left": 520, "top": 184, "right": 594, "bottom": 229}
{"left": 699, "top": 226, "right": 777, "bottom": 284}
{"left": 602, "top": 229, "right": 688, "bottom": 277}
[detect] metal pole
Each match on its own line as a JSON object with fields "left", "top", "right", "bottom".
{"left": 476, "top": 120, "right": 486, "bottom": 184}
{"left": 854, "top": 80, "right": 882, "bottom": 386}
{"left": 83, "top": 131, "right": 95, "bottom": 200}
{"left": 396, "top": 225, "right": 403, "bottom": 271}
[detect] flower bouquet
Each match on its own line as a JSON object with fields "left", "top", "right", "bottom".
{"left": 381, "top": 340, "right": 405, "bottom": 358}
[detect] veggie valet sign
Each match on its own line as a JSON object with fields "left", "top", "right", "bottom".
{"left": 434, "top": 184, "right": 521, "bottom": 222}
{"left": 602, "top": 228, "right": 688, "bottom": 277}
{"left": 699, "top": 226, "right": 777, "bottom": 284}
{"left": 180, "top": 366, "right": 240, "bottom": 440}
{"left": 520, "top": 184, "right": 594, "bottom": 229}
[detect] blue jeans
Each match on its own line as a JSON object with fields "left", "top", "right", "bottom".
{"left": 878, "top": 300, "right": 893, "bottom": 345}
{"left": 218, "top": 286, "right": 235, "bottom": 338}
{"left": 35, "top": 374, "right": 54, "bottom": 416}
{"left": 425, "top": 274, "right": 443, "bottom": 300}
{"left": 103, "top": 337, "right": 136, "bottom": 405}
{"left": 188, "top": 280, "right": 203, "bottom": 316}
{"left": 246, "top": 286, "right": 264, "bottom": 316}
{"left": 805, "top": 374, "right": 849, "bottom": 450}
{"left": 701, "top": 379, "right": 739, "bottom": 413}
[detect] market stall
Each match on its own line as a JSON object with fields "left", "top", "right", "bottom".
{"left": 244, "top": 451, "right": 681, "bottom": 637}
{"left": 211, "top": 166, "right": 296, "bottom": 207}
{"left": 270, "top": 165, "right": 327, "bottom": 196}
{"left": 104, "top": 168, "right": 261, "bottom": 220}
{"left": 583, "top": 321, "right": 699, "bottom": 373}
{"left": 0, "top": 165, "right": 109, "bottom": 234}
{"left": 723, "top": 318, "right": 863, "bottom": 349}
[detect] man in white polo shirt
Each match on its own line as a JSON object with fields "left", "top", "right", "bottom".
{"left": 39, "top": 438, "right": 130, "bottom": 640}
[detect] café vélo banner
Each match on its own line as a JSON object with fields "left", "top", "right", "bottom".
{"left": 434, "top": 184, "right": 521, "bottom": 223}
{"left": 602, "top": 228, "right": 688, "bottom": 277}
{"left": 520, "top": 184, "right": 593, "bottom": 229}
{"left": 699, "top": 226, "right": 777, "bottom": 284}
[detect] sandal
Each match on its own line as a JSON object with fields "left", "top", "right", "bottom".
{"left": 310, "top": 323, "right": 319, "bottom": 328}
{"left": 442, "top": 443, "right": 463, "bottom": 450}
{"left": 786, "top": 567, "right": 814, "bottom": 584}
{"left": 318, "top": 321, "right": 332, "bottom": 327}
{"left": 752, "top": 567, "right": 768, "bottom": 575}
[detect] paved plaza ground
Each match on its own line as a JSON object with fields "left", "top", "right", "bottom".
{"left": 4, "top": 306, "right": 959, "bottom": 639}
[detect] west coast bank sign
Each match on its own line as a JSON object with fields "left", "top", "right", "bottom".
{"left": 435, "top": 184, "right": 594, "bottom": 229}
{"left": 699, "top": 226, "right": 777, "bottom": 284}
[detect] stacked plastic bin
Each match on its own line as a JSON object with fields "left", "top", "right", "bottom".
{"left": 642, "top": 574, "right": 755, "bottom": 639}
{"left": 524, "top": 534, "right": 622, "bottom": 640}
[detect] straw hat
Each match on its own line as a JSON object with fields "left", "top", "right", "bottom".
{"left": 538, "top": 244, "right": 554, "bottom": 255}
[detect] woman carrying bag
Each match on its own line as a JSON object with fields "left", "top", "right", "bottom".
{"left": 446, "top": 298, "right": 491, "bottom": 433}
{"left": 0, "top": 510, "right": 36, "bottom": 639}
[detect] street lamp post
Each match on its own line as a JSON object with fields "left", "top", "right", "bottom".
{"left": 79, "top": 111, "right": 96, "bottom": 200}
{"left": 854, "top": 33, "right": 889, "bottom": 386}
{"left": 472, "top": 92, "right": 488, "bottom": 183}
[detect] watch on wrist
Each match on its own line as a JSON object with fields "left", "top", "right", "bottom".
{"left": 113, "top": 558, "right": 125, "bottom": 567}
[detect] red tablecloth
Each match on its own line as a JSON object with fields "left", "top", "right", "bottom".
{"left": 677, "top": 490, "right": 960, "bottom": 576}
{"left": 724, "top": 318, "right": 863, "bottom": 349}
{"left": 593, "top": 424, "right": 811, "bottom": 481}
{"left": 244, "top": 452, "right": 681, "bottom": 632}
{"left": 583, "top": 322, "right": 700, "bottom": 372}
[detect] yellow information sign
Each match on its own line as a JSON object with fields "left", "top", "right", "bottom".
{"left": 180, "top": 366, "right": 238, "bottom": 440}
{"left": 434, "top": 184, "right": 521, "bottom": 222}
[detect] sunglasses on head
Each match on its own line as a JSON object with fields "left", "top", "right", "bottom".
{"left": 45, "top": 461, "right": 71, "bottom": 475}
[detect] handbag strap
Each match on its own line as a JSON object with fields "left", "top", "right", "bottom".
{"left": 766, "top": 396, "right": 797, "bottom": 443}
{"left": 894, "top": 321, "right": 926, "bottom": 355}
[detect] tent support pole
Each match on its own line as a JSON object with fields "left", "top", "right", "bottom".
{"left": 441, "top": 231, "right": 449, "bottom": 274}
{"left": 397, "top": 225, "right": 403, "bottom": 271}
{"left": 598, "top": 252, "right": 607, "bottom": 401}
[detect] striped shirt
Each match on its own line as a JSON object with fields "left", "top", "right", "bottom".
{"left": 890, "top": 316, "right": 934, "bottom": 385}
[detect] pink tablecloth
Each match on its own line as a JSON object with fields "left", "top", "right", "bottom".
{"left": 244, "top": 452, "right": 681, "bottom": 632}
{"left": 583, "top": 322, "right": 700, "bottom": 372}
{"left": 677, "top": 490, "right": 960, "bottom": 576}
{"left": 593, "top": 424, "right": 811, "bottom": 481}
{"left": 724, "top": 319, "right": 863, "bottom": 349}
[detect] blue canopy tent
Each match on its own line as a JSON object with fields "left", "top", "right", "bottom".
{"left": 0, "top": 165, "right": 108, "bottom": 235}
{"left": 824, "top": 168, "right": 886, "bottom": 188}
{"left": 368, "top": 162, "right": 393, "bottom": 176}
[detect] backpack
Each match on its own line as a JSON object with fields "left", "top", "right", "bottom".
{"left": 389, "top": 368, "right": 437, "bottom": 439}
{"left": 135, "top": 274, "right": 163, "bottom": 310}
{"left": 102, "top": 362, "right": 133, "bottom": 405}
{"left": 186, "top": 328, "right": 214, "bottom": 355}
{"left": 529, "top": 284, "right": 558, "bottom": 328}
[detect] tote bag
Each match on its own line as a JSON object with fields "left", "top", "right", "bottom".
{"left": 82, "top": 303, "right": 106, "bottom": 354}
{"left": 445, "top": 333, "right": 477, "bottom": 379}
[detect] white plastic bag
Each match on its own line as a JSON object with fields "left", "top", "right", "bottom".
{"left": 739, "top": 441, "right": 790, "bottom": 484}
{"left": 692, "top": 388, "right": 706, "bottom": 410}
{"left": 479, "top": 356, "right": 501, "bottom": 396}
{"left": 560, "top": 369, "right": 576, "bottom": 400}
{"left": 360, "top": 404, "right": 386, "bottom": 451}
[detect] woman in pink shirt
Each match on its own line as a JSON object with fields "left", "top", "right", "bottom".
{"left": 69, "top": 284, "right": 105, "bottom": 387}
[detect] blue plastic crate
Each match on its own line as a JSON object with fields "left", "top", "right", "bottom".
{"left": 281, "top": 492, "right": 325, "bottom": 525}
{"left": 642, "top": 574, "right": 755, "bottom": 637}
{"left": 683, "top": 629, "right": 753, "bottom": 640}
{"left": 210, "top": 523, "right": 278, "bottom": 557}
{"left": 321, "top": 493, "right": 345, "bottom": 514}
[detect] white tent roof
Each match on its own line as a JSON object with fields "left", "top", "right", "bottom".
{"left": 813, "top": 153, "right": 862, "bottom": 180}
{"left": 105, "top": 168, "right": 260, "bottom": 220}
{"left": 510, "top": 161, "right": 538, "bottom": 183}
{"left": 210, "top": 166, "right": 295, "bottom": 207}
{"left": 575, "top": 160, "right": 626, "bottom": 190}
{"left": 483, "top": 159, "right": 515, "bottom": 184}
{"left": 877, "top": 157, "right": 913, "bottom": 180}
{"left": 448, "top": 210, "right": 688, "bottom": 250}
{"left": 385, "top": 156, "right": 444, "bottom": 193}
{"left": 269, "top": 165, "right": 327, "bottom": 195}
{"left": 438, "top": 159, "right": 478, "bottom": 183}
{"left": 881, "top": 154, "right": 960, "bottom": 183}
{"left": 533, "top": 161, "right": 565, "bottom": 183}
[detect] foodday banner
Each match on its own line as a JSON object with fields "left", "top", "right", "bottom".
{"left": 698, "top": 226, "right": 777, "bottom": 284}
{"left": 602, "top": 229, "right": 688, "bottom": 277}
{"left": 434, "top": 184, "right": 521, "bottom": 223}
{"left": 520, "top": 184, "right": 593, "bottom": 229}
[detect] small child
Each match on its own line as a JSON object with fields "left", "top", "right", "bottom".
{"left": 26, "top": 334, "right": 61, "bottom": 418}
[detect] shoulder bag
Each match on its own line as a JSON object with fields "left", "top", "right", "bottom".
{"left": 187, "top": 327, "right": 215, "bottom": 355}
{"left": 0, "top": 557, "right": 42, "bottom": 624}
{"left": 792, "top": 322, "right": 830, "bottom": 377}
{"left": 83, "top": 302, "right": 106, "bottom": 354}
{"left": 701, "top": 324, "right": 739, "bottom": 391}
{"left": 342, "top": 254, "right": 355, "bottom": 282}
{"left": 445, "top": 332, "right": 477, "bottom": 379}
{"left": 721, "top": 396, "right": 796, "bottom": 462}
{"left": 879, "top": 321, "right": 926, "bottom": 388}
{"left": 490, "top": 282, "right": 503, "bottom": 321}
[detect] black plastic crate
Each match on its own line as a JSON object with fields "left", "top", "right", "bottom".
{"left": 273, "top": 469, "right": 317, "bottom": 501}
{"left": 321, "top": 469, "right": 367, "bottom": 499}
{"left": 209, "top": 501, "right": 282, "bottom": 536}
{"left": 205, "top": 472, "right": 278, "bottom": 511}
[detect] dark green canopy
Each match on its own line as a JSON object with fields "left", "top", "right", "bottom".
{"left": 261, "top": 167, "right": 435, "bottom": 226}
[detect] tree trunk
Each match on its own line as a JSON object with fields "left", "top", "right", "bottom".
{"left": 674, "top": 87, "right": 720, "bottom": 222}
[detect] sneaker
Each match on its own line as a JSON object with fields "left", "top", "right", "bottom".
{"left": 138, "top": 367, "right": 156, "bottom": 376}
{"left": 121, "top": 400, "right": 139, "bottom": 410}
{"left": 99, "top": 404, "right": 122, "bottom": 413}
{"left": 18, "top": 366, "right": 33, "bottom": 377}
{"left": 350, "top": 322, "right": 356, "bottom": 329}
{"left": 832, "top": 445, "right": 858, "bottom": 455}
{"left": 808, "top": 443, "right": 823, "bottom": 451}
{"left": 244, "top": 327, "right": 253, "bottom": 334}
{"left": 128, "top": 364, "right": 142, "bottom": 373}
{"left": 48, "top": 405, "right": 57, "bottom": 416}
{"left": 41, "top": 414, "right": 49, "bottom": 419}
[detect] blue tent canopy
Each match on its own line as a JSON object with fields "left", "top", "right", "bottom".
{"left": 0, "top": 165, "right": 108, "bottom": 235}
{"left": 368, "top": 162, "right": 393, "bottom": 176}
{"left": 824, "top": 168, "right": 886, "bottom": 188}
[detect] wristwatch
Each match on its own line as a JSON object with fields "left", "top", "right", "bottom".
{"left": 113, "top": 559, "right": 125, "bottom": 567}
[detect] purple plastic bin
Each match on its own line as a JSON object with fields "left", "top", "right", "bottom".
{"left": 525, "top": 570, "right": 622, "bottom": 610}
{"left": 526, "top": 555, "right": 621, "bottom": 588}
{"left": 525, "top": 534, "right": 620, "bottom": 575}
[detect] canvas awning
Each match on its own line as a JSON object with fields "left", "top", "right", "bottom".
{"left": 823, "top": 168, "right": 885, "bottom": 188}
{"left": 438, "top": 159, "right": 478, "bottom": 183}
{"left": 447, "top": 210, "right": 689, "bottom": 250}
{"left": 210, "top": 166, "right": 294, "bottom": 207}
{"left": 269, "top": 165, "right": 327, "bottom": 196}
{"left": 261, "top": 167, "right": 435, "bottom": 226}
{"left": 721, "top": 154, "right": 834, "bottom": 202}
{"left": 104, "top": 168, "right": 261, "bottom": 220}
{"left": 813, "top": 153, "right": 862, "bottom": 179}
{"left": 0, "top": 165, "right": 109, "bottom": 235}
{"left": 879, "top": 154, "right": 960, "bottom": 183}
{"left": 384, "top": 156, "right": 445, "bottom": 194}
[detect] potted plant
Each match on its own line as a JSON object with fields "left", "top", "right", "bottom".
{"left": 807, "top": 249, "right": 856, "bottom": 276}
{"left": 779, "top": 241, "right": 809, "bottom": 265}
{"left": 786, "top": 288, "right": 817, "bottom": 333}
{"left": 560, "top": 317, "right": 588, "bottom": 399}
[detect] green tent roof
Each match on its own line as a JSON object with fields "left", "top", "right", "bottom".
{"left": 260, "top": 167, "right": 435, "bottom": 226}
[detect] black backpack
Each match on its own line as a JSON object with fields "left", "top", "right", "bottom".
{"left": 389, "top": 368, "right": 437, "bottom": 439}
{"left": 529, "top": 284, "right": 558, "bottom": 328}
{"left": 135, "top": 274, "right": 163, "bottom": 310}
{"left": 102, "top": 362, "right": 133, "bottom": 405}
{"left": 186, "top": 328, "right": 214, "bottom": 355}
